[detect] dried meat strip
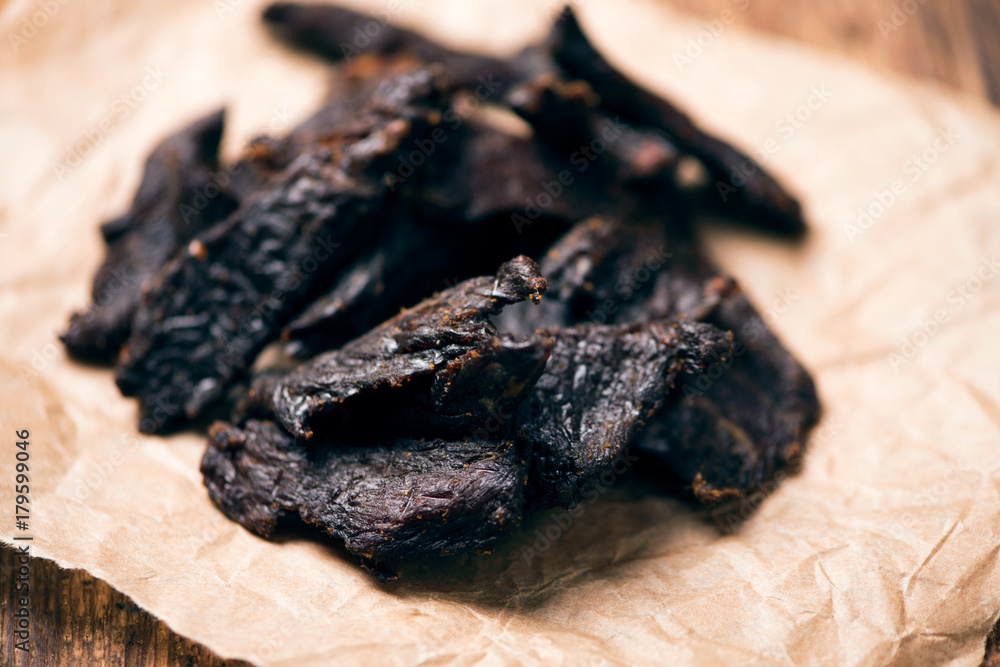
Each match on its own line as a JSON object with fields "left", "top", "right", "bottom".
{"left": 514, "top": 318, "right": 734, "bottom": 508}
{"left": 227, "top": 53, "right": 435, "bottom": 201}
{"left": 283, "top": 122, "right": 578, "bottom": 358}
{"left": 62, "top": 109, "right": 238, "bottom": 362}
{"left": 202, "top": 419, "right": 527, "bottom": 579}
{"left": 545, "top": 8, "right": 805, "bottom": 235}
{"left": 411, "top": 120, "right": 580, "bottom": 224}
{"left": 263, "top": 2, "right": 519, "bottom": 92}
{"left": 493, "top": 216, "right": 723, "bottom": 334}
{"left": 115, "top": 67, "right": 453, "bottom": 432}
{"left": 638, "top": 287, "right": 820, "bottom": 504}
{"left": 241, "top": 256, "right": 549, "bottom": 439}
{"left": 501, "top": 216, "right": 818, "bottom": 505}
{"left": 280, "top": 214, "right": 453, "bottom": 358}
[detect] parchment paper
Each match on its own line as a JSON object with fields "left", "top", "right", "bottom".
{"left": 2, "top": 0, "right": 1000, "bottom": 665}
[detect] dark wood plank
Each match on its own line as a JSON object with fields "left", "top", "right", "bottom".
{"left": 983, "top": 617, "right": 1000, "bottom": 667}
{"left": 662, "top": 0, "right": 1000, "bottom": 106}
{"left": 1, "top": 545, "right": 250, "bottom": 666}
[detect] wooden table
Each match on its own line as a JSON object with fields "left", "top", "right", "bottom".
{"left": 667, "top": 0, "right": 1000, "bottom": 106}
{"left": 4, "top": 1, "right": 999, "bottom": 664}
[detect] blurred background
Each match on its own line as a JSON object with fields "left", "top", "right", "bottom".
{"left": 1, "top": 0, "right": 999, "bottom": 664}
{"left": 670, "top": 0, "right": 1000, "bottom": 107}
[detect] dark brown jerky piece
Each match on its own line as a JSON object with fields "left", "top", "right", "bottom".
{"left": 514, "top": 318, "right": 734, "bottom": 509}
{"left": 494, "top": 216, "right": 725, "bottom": 334}
{"left": 202, "top": 419, "right": 526, "bottom": 578}
{"left": 410, "top": 332, "right": 555, "bottom": 438}
{"left": 492, "top": 216, "right": 623, "bottom": 334}
{"left": 505, "top": 76, "right": 602, "bottom": 162}
{"left": 280, "top": 214, "right": 452, "bottom": 357}
{"left": 504, "top": 75, "right": 691, "bottom": 223}
{"left": 242, "top": 332, "right": 555, "bottom": 443}
{"left": 62, "top": 110, "right": 238, "bottom": 362}
{"left": 242, "top": 256, "right": 549, "bottom": 439}
{"left": 282, "top": 121, "right": 578, "bottom": 358}
{"left": 115, "top": 68, "right": 452, "bottom": 433}
{"left": 569, "top": 216, "right": 820, "bottom": 502}
{"left": 263, "top": 2, "right": 518, "bottom": 92}
{"left": 546, "top": 8, "right": 805, "bottom": 235}
{"left": 227, "top": 53, "right": 434, "bottom": 201}
{"left": 498, "top": 215, "right": 817, "bottom": 504}
{"left": 638, "top": 286, "right": 820, "bottom": 504}
{"left": 411, "top": 120, "right": 579, "bottom": 224}
{"left": 505, "top": 75, "right": 626, "bottom": 193}
{"left": 603, "top": 116, "right": 681, "bottom": 184}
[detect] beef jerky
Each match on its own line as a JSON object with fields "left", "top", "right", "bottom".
{"left": 514, "top": 318, "right": 734, "bottom": 509}
{"left": 412, "top": 120, "right": 580, "bottom": 224}
{"left": 405, "top": 332, "right": 554, "bottom": 439}
{"left": 637, "top": 287, "right": 820, "bottom": 504}
{"left": 240, "top": 256, "right": 549, "bottom": 439}
{"left": 241, "top": 331, "right": 554, "bottom": 443}
{"left": 227, "top": 53, "right": 432, "bottom": 201}
{"left": 505, "top": 74, "right": 695, "bottom": 225}
{"left": 604, "top": 118, "right": 681, "bottom": 185}
{"left": 115, "top": 67, "right": 453, "bottom": 433}
{"left": 492, "top": 216, "right": 624, "bottom": 334}
{"left": 280, "top": 214, "right": 452, "bottom": 357}
{"left": 546, "top": 8, "right": 805, "bottom": 236}
{"left": 281, "top": 118, "right": 578, "bottom": 358}
{"left": 585, "top": 218, "right": 820, "bottom": 503}
{"left": 494, "top": 216, "right": 724, "bottom": 334}
{"left": 280, "top": 225, "right": 563, "bottom": 360}
{"left": 263, "top": 2, "right": 519, "bottom": 92}
{"left": 505, "top": 75, "right": 626, "bottom": 194}
{"left": 62, "top": 109, "right": 238, "bottom": 362}
{"left": 497, "top": 215, "right": 817, "bottom": 504}
{"left": 505, "top": 76, "right": 600, "bottom": 161}
{"left": 202, "top": 419, "right": 526, "bottom": 579}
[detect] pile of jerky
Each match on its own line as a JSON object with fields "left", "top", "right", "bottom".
{"left": 62, "top": 4, "right": 819, "bottom": 579}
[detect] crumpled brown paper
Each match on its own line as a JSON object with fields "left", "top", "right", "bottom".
{"left": 2, "top": 0, "right": 1000, "bottom": 664}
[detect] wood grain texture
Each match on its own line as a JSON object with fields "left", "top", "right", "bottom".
{"left": 663, "top": 0, "right": 1000, "bottom": 106}
{"left": 984, "top": 619, "right": 1000, "bottom": 667}
{"left": 3, "top": 0, "right": 999, "bottom": 664}
{"left": 1, "top": 545, "right": 251, "bottom": 666}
